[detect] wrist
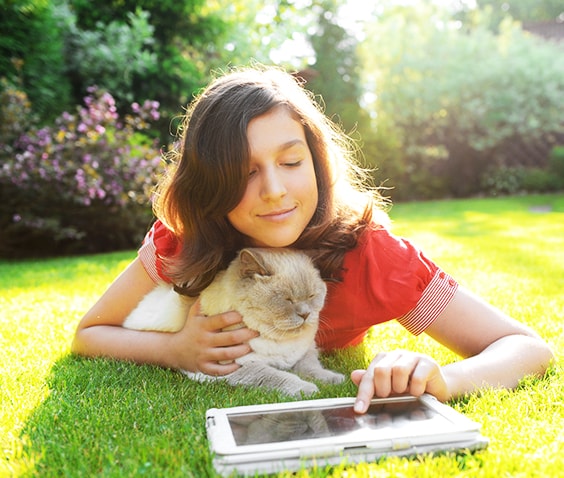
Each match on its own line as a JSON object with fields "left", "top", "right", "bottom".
{"left": 441, "top": 362, "right": 474, "bottom": 401}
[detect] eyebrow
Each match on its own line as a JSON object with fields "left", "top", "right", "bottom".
{"left": 276, "top": 139, "right": 308, "bottom": 153}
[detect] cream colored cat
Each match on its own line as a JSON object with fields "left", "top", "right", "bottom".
{"left": 123, "top": 248, "right": 344, "bottom": 397}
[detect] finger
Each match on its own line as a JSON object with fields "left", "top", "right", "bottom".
{"left": 216, "top": 343, "right": 253, "bottom": 363}
{"left": 203, "top": 310, "right": 244, "bottom": 332}
{"left": 199, "top": 342, "right": 254, "bottom": 376}
{"left": 409, "top": 359, "right": 436, "bottom": 397}
{"left": 211, "top": 325, "right": 259, "bottom": 348}
{"left": 199, "top": 359, "right": 241, "bottom": 377}
{"left": 354, "top": 368, "right": 375, "bottom": 414}
{"left": 350, "top": 369, "right": 366, "bottom": 386}
{"left": 371, "top": 352, "right": 403, "bottom": 398}
{"left": 390, "top": 354, "right": 420, "bottom": 394}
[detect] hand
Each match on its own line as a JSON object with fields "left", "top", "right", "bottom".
{"left": 351, "top": 350, "right": 449, "bottom": 414}
{"left": 169, "top": 299, "right": 259, "bottom": 376}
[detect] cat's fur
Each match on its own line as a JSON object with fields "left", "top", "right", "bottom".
{"left": 123, "top": 248, "right": 344, "bottom": 397}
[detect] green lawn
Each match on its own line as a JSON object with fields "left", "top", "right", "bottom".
{"left": 2, "top": 194, "right": 563, "bottom": 477}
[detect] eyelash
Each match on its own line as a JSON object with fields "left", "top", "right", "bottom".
{"left": 248, "top": 160, "right": 302, "bottom": 177}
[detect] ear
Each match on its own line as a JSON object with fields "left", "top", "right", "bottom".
{"left": 239, "top": 249, "right": 272, "bottom": 278}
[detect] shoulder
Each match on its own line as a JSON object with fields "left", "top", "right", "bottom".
{"left": 347, "top": 225, "right": 433, "bottom": 274}
{"left": 343, "top": 225, "right": 458, "bottom": 332}
{"left": 138, "top": 220, "right": 182, "bottom": 283}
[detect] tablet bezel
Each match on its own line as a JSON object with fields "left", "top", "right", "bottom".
{"left": 206, "top": 394, "right": 482, "bottom": 456}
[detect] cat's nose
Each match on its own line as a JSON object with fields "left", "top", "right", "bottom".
{"left": 298, "top": 312, "right": 310, "bottom": 321}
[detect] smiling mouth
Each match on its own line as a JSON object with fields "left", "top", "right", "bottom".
{"left": 258, "top": 207, "right": 296, "bottom": 219}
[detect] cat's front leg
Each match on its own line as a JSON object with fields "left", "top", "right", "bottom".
{"left": 292, "top": 347, "right": 345, "bottom": 384}
{"left": 225, "top": 362, "right": 319, "bottom": 397}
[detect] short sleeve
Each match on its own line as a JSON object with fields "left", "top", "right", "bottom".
{"left": 396, "top": 269, "right": 458, "bottom": 335}
{"left": 317, "top": 226, "right": 458, "bottom": 350}
{"left": 137, "top": 220, "right": 180, "bottom": 283}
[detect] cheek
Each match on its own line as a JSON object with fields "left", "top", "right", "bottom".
{"left": 227, "top": 188, "right": 253, "bottom": 225}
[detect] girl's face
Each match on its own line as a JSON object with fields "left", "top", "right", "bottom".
{"left": 227, "top": 106, "right": 318, "bottom": 247}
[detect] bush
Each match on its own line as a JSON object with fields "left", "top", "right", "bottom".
{"left": 0, "top": 87, "right": 163, "bottom": 257}
{"left": 360, "top": 4, "right": 564, "bottom": 198}
{"left": 481, "top": 161, "right": 564, "bottom": 196}
{"left": 549, "top": 146, "right": 564, "bottom": 180}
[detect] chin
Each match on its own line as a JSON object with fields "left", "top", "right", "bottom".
{"left": 253, "top": 237, "right": 299, "bottom": 248}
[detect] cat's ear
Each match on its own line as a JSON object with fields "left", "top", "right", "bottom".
{"left": 239, "top": 249, "right": 272, "bottom": 278}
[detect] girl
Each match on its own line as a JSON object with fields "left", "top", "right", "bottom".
{"left": 72, "top": 66, "right": 553, "bottom": 413}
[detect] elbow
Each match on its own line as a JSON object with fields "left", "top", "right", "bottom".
{"left": 516, "top": 333, "right": 555, "bottom": 379}
{"left": 537, "top": 339, "right": 556, "bottom": 375}
{"left": 71, "top": 324, "right": 91, "bottom": 357}
{"left": 70, "top": 331, "right": 84, "bottom": 356}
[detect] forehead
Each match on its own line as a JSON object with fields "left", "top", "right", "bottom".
{"left": 247, "top": 106, "right": 307, "bottom": 157}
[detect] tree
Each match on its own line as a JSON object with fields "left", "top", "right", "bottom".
{"left": 360, "top": 3, "right": 564, "bottom": 198}
{"left": 305, "top": 0, "right": 366, "bottom": 134}
{"left": 0, "top": 0, "right": 72, "bottom": 121}
{"left": 456, "top": 0, "right": 564, "bottom": 26}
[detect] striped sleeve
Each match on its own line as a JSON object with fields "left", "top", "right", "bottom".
{"left": 138, "top": 225, "right": 161, "bottom": 283}
{"left": 137, "top": 220, "right": 179, "bottom": 284}
{"left": 396, "top": 269, "right": 458, "bottom": 335}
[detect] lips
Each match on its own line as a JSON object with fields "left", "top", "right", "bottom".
{"left": 258, "top": 206, "right": 296, "bottom": 220}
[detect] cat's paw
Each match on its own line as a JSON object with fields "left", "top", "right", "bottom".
{"left": 315, "top": 369, "right": 346, "bottom": 384}
{"left": 293, "top": 381, "right": 319, "bottom": 397}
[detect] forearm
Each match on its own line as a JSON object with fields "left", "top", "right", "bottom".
{"left": 72, "top": 325, "right": 183, "bottom": 370}
{"left": 442, "top": 334, "right": 554, "bottom": 400}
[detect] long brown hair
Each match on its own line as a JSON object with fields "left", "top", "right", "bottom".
{"left": 154, "top": 66, "right": 388, "bottom": 295}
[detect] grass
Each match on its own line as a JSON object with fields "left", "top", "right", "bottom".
{"left": 2, "top": 193, "right": 563, "bottom": 477}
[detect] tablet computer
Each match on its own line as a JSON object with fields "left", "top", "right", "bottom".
{"left": 206, "top": 394, "right": 488, "bottom": 476}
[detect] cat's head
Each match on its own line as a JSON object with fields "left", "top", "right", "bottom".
{"left": 236, "top": 248, "right": 327, "bottom": 339}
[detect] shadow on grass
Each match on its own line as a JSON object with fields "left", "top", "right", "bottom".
{"left": 21, "top": 355, "right": 220, "bottom": 477}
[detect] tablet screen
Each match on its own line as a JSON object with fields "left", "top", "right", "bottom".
{"left": 228, "top": 399, "right": 454, "bottom": 446}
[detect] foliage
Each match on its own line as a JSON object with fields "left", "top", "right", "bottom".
{"left": 360, "top": 4, "right": 564, "bottom": 199}
{"left": 62, "top": 6, "right": 157, "bottom": 108}
{"left": 208, "top": 0, "right": 314, "bottom": 69}
{"left": 0, "top": 77, "right": 34, "bottom": 150}
{"left": 0, "top": 87, "right": 163, "bottom": 257}
{"left": 456, "top": 0, "right": 564, "bottom": 30}
{"left": 0, "top": 0, "right": 72, "bottom": 121}
{"left": 306, "top": 0, "right": 367, "bottom": 135}
{"left": 482, "top": 145, "right": 564, "bottom": 195}
{"left": 67, "top": 0, "right": 229, "bottom": 140}
{"left": 2, "top": 194, "right": 563, "bottom": 477}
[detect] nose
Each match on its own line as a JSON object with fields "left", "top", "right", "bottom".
{"left": 260, "top": 167, "right": 287, "bottom": 201}
{"left": 298, "top": 312, "right": 310, "bottom": 321}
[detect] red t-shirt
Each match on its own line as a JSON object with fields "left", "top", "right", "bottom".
{"left": 138, "top": 220, "right": 458, "bottom": 350}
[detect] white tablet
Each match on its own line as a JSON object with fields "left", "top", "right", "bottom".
{"left": 206, "top": 394, "right": 488, "bottom": 476}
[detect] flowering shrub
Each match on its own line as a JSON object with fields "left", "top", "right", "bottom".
{"left": 0, "top": 86, "right": 164, "bottom": 257}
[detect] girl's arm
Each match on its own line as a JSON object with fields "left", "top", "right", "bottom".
{"left": 72, "top": 257, "right": 258, "bottom": 375}
{"left": 352, "top": 286, "right": 554, "bottom": 412}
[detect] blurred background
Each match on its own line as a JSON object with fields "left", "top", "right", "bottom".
{"left": 1, "top": 0, "right": 563, "bottom": 257}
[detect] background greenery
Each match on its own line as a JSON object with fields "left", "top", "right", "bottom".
{"left": 2, "top": 194, "right": 563, "bottom": 477}
{"left": 1, "top": 0, "right": 563, "bottom": 257}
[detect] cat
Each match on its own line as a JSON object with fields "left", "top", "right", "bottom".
{"left": 123, "top": 248, "right": 345, "bottom": 397}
